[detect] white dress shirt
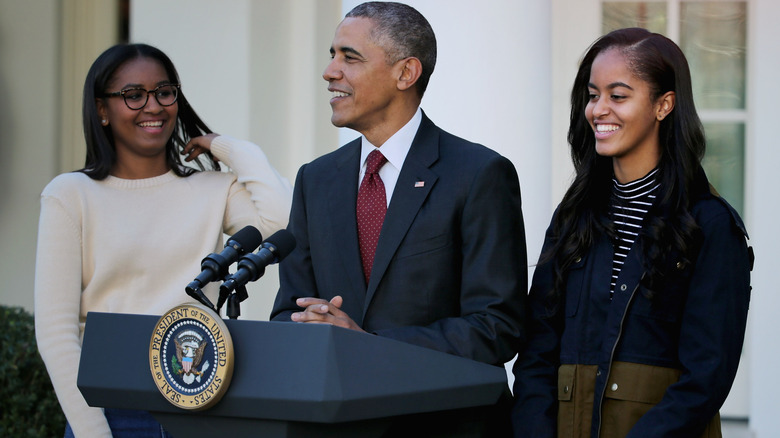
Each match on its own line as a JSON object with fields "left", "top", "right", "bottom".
{"left": 357, "top": 108, "right": 423, "bottom": 207}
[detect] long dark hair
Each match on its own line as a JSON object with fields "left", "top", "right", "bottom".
{"left": 546, "top": 27, "right": 705, "bottom": 301}
{"left": 82, "top": 43, "right": 219, "bottom": 179}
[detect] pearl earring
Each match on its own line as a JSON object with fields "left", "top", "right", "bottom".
{"left": 101, "top": 119, "right": 108, "bottom": 126}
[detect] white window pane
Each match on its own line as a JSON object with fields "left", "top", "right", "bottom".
{"left": 602, "top": 2, "right": 667, "bottom": 34}
{"left": 702, "top": 122, "right": 745, "bottom": 216}
{"left": 680, "top": 2, "right": 747, "bottom": 110}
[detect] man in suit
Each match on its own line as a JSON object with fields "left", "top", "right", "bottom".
{"left": 271, "top": 1, "right": 526, "bottom": 368}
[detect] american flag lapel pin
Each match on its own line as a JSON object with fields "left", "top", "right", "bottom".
{"left": 414, "top": 181, "right": 425, "bottom": 188}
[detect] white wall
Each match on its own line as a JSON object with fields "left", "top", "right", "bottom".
{"left": 747, "top": 0, "right": 780, "bottom": 435}
{"left": 0, "top": 1, "right": 60, "bottom": 312}
{"left": 131, "top": 1, "right": 254, "bottom": 152}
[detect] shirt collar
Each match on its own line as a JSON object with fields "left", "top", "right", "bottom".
{"left": 360, "top": 107, "right": 422, "bottom": 170}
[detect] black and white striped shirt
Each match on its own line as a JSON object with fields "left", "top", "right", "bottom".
{"left": 609, "top": 168, "right": 659, "bottom": 297}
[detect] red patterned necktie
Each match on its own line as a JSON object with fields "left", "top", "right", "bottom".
{"left": 357, "top": 150, "right": 388, "bottom": 283}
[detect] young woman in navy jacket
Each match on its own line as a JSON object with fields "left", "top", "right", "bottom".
{"left": 512, "top": 28, "right": 752, "bottom": 438}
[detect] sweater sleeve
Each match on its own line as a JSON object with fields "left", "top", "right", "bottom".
{"left": 34, "top": 193, "right": 113, "bottom": 438}
{"left": 209, "top": 135, "right": 293, "bottom": 239}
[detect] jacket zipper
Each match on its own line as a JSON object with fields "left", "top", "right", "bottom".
{"left": 596, "top": 272, "right": 645, "bottom": 437}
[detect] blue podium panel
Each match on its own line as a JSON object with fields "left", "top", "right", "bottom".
{"left": 78, "top": 312, "right": 508, "bottom": 437}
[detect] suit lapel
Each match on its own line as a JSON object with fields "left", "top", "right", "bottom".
{"left": 363, "top": 115, "right": 440, "bottom": 315}
{"left": 326, "top": 140, "right": 368, "bottom": 322}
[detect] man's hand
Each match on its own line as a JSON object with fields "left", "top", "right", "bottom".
{"left": 291, "top": 296, "right": 365, "bottom": 332}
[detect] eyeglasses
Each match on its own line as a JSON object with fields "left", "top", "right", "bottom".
{"left": 104, "top": 84, "right": 180, "bottom": 110}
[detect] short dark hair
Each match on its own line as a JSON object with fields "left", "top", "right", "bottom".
{"left": 346, "top": 1, "right": 437, "bottom": 97}
{"left": 82, "top": 43, "right": 218, "bottom": 179}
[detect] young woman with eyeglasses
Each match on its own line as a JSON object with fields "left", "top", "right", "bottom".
{"left": 34, "top": 43, "right": 292, "bottom": 437}
{"left": 511, "top": 28, "right": 752, "bottom": 437}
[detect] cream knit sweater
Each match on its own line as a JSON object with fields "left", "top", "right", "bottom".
{"left": 34, "top": 136, "right": 292, "bottom": 437}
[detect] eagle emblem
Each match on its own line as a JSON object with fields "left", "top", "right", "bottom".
{"left": 150, "top": 304, "right": 235, "bottom": 410}
{"left": 173, "top": 330, "right": 210, "bottom": 384}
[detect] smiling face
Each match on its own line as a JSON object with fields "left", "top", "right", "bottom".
{"left": 97, "top": 57, "right": 177, "bottom": 176}
{"left": 586, "top": 48, "right": 674, "bottom": 182}
{"left": 322, "top": 17, "right": 407, "bottom": 144}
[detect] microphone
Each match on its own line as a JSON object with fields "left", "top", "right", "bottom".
{"left": 185, "top": 226, "right": 263, "bottom": 309}
{"left": 217, "top": 229, "right": 297, "bottom": 306}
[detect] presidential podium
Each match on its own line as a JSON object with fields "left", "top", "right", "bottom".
{"left": 77, "top": 312, "right": 509, "bottom": 437}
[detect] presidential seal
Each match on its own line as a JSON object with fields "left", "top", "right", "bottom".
{"left": 149, "top": 303, "right": 234, "bottom": 410}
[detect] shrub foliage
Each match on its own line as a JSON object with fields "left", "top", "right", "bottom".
{"left": 0, "top": 305, "right": 66, "bottom": 437}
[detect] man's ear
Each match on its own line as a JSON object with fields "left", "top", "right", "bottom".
{"left": 396, "top": 57, "right": 422, "bottom": 92}
{"left": 656, "top": 91, "right": 675, "bottom": 121}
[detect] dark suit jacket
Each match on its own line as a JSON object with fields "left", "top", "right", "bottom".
{"left": 271, "top": 113, "right": 527, "bottom": 366}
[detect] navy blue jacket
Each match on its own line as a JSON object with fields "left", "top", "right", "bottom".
{"left": 512, "top": 168, "right": 752, "bottom": 437}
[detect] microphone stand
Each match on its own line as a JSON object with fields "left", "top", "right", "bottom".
{"left": 185, "top": 286, "right": 217, "bottom": 313}
{"left": 184, "top": 269, "right": 251, "bottom": 319}
{"left": 185, "top": 274, "right": 247, "bottom": 319}
{"left": 225, "top": 284, "right": 249, "bottom": 320}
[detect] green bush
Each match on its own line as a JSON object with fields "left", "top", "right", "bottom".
{"left": 0, "top": 305, "right": 66, "bottom": 437}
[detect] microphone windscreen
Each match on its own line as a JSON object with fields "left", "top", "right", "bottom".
{"left": 264, "top": 229, "right": 297, "bottom": 261}
{"left": 229, "top": 226, "right": 263, "bottom": 251}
